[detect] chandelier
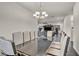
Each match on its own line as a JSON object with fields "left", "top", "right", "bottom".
{"left": 33, "top": 2, "right": 48, "bottom": 19}
{"left": 33, "top": 11, "right": 48, "bottom": 19}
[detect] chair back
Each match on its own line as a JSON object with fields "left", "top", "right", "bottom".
{"left": 0, "top": 37, "right": 16, "bottom": 56}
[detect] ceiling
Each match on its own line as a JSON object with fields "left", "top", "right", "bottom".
{"left": 0, "top": 2, "right": 75, "bottom": 24}
{"left": 17, "top": 2, "right": 75, "bottom": 17}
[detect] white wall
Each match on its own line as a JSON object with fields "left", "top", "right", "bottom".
{"left": 73, "top": 2, "right": 79, "bottom": 54}
{"left": 63, "top": 15, "right": 72, "bottom": 39}
{"left": 0, "top": 2, "right": 37, "bottom": 40}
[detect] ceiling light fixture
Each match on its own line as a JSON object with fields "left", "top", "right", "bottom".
{"left": 33, "top": 2, "right": 48, "bottom": 20}
{"left": 33, "top": 11, "right": 48, "bottom": 19}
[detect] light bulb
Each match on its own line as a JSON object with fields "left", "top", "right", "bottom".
{"left": 42, "top": 11, "right": 46, "bottom": 15}
{"left": 33, "top": 14, "right": 36, "bottom": 16}
{"left": 45, "top": 14, "right": 48, "bottom": 17}
{"left": 35, "top": 11, "right": 40, "bottom": 15}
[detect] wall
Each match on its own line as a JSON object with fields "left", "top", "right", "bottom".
{"left": 0, "top": 2, "right": 37, "bottom": 40}
{"left": 63, "top": 15, "right": 72, "bottom": 39}
{"left": 73, "top": 2, "right": 79, "bottom": 54}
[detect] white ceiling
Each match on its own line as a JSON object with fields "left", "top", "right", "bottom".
{"left": 0, "top": 2, "right": 75, "bottom": 24}
{"left": 17, "top": 2, "right": 75, "bottom": 16}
